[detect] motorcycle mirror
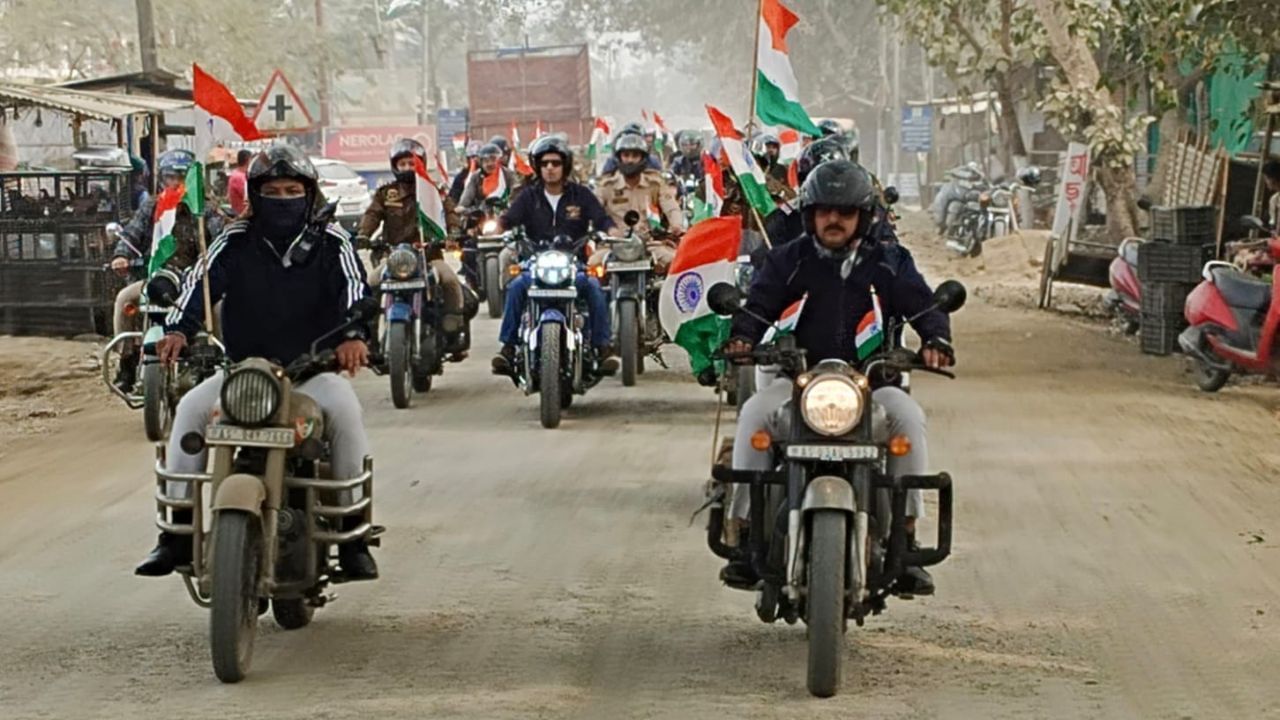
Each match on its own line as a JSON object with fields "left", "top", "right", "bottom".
{"left": 932, "top": 280, "right": 967, "bottom": 314}
{"left": 882, "top": 186, "right": 900, "bottom": 205}
{"left": 1242, "top": 214, "right": 1269, "bottom": 233}
{"left": 623, "top": 210, "right": 641, "bottom": 227}
{"left": 706, "top": 282, "right": 744, "bottom": 316}
{"left": 105, "top": 221, "right": 123, "bottom": 236}
{"left": 1137, "top": 196, "right": 1154, "bottom": 211}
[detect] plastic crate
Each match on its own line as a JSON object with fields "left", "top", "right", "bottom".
{"left": 1150, "top": 206, "right": 1217, "bottom": 245}
{"left": 1139, "top": 281, "right": 1195, "bottom": 316}
{"left": 1139, "top": 312, "right": 1186, "bottom": 356}
{"left": 1137, "top": 242, "right": 1211, "bottom": 284}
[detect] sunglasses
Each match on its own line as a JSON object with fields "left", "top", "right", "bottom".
{"left": 540, "top": 159, "right": 563, "bottom": 168}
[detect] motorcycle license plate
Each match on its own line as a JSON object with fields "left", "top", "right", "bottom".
{"left": 607, "top": 261, "right": 652, "bottom": 271}
{"left": 528, "top": 288, "right": 577, "bottom": 299}
{"left": 382, "top": 280, "right": 426, "bottom": 291}
{"left": 205, "top": 424, "right": 295, "bottom": 448}
{"left": 785, "top": 444, "right": 880, "bottom": 462}
{"left": 476, "top": 240, "right": 505, "bottom": 250}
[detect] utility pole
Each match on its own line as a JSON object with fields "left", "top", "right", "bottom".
{"left": 135, "top": 0, "right": 158, "bottom": 73}
{"left": 891, "top": 22, "right": 902, "bottom": 185}
{"left": 419, "top": 0, "right": 432, "bottom": 126}
{"left": 316, "top": 0, "right": 332, "bottom": 129}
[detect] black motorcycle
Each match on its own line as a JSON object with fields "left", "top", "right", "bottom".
{"left": 461, "top": 197, "right": 509, "bottom": 318}
{"left": 600, "top": 210, "right": 668, "bottom": 386}
{"left": 703, "top": 279, "right": 966, "bottom": 698}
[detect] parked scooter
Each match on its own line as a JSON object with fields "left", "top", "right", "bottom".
{"left": 1105, "top": 237, "right": 1144, "bottom": 334}
{"left": 1179, "top": 215, "right": 1280, "bottom": 392}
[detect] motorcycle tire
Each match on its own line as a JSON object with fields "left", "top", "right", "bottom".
{"left": 413, "top": 331, "right": 436, "bottom": 393}
{"left": 485, "top": 257, "right": 502, "bottom": 319}
{"left": 806, "top": 510, "right": 847, "bottom": 698}
{"left": 539, "top": 323, "right": 562, "bottom": 429}
{"left": 142, "top": 362, "right": 168, "bottom": 442}
{"left": 272, "top": 598, "right": 314, "bottom": 630}
{"left": 620, "top": 300, "right": 639, "bottom": 387}
{"left": 210, "top": 510, "right": 262, "bottom": 684}
{"left": 1192, "top": 357, "right": 1231, "bottom": 393}
{"left": 388, "top": 323, "right": 412, "bottom": 409}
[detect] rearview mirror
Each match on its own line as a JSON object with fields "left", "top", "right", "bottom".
{"left": 882, "top": 186, "right": 900, "bottom": 205}
{"left": 623, "top": 210, "right": 641, "bottom": 227}
{"left": 706, "top": 282, "right": 744, "bottom": 316}
{"left": 932, "top": 280, "right": 967, "bottom": 314}
{"left": 1242, "top": 214, "right": 1269, "bottom": 233}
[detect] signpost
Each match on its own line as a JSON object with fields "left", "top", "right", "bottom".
{"left": 322, "top": 126, "right": 437, "bottom": 168}
{"left": 900, "top": 106, "right": 933, "bottom": 152}
{"left": 251, "top": 69, "right": 315, "bottom": 135}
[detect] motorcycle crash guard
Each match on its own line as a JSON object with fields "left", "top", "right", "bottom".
{"left": 212, "top": 473, "right": 267, "bottom": 517}
{"left": 386, "top": 301, "right": 414, "bottom": 323}
{"left": 801, "top": 475, "right": 856, "bottom": 514}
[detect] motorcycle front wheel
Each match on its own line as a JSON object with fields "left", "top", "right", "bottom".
{"left": 388, "top": 323, "right": 412, "bottom": 409}
{"left": 806, "top": 510, "right": 848, "bottom": 698}
{"left": 485, "top": 257, "right": 503, "bottom": 319}
{"left": 210, "top": 510, "right": 262, "bottom": 683}
{"left": 1192, "top": 356, "right": 1231, "bottom": 393}
{"left": 142, "top": 362, "right": 168, "bottom": 442}
{"left": 539, "top": 323, "right": 563, "bottom": 429}
{"left": 619, "top": 299, "right": 639, "bottom": 387}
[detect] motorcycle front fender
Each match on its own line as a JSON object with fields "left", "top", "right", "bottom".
{"left": 386, "top": 301, "right": 414, "bottom": 323}
{"left": 801, "top": 475, "right": 855, "bottom": 514}
{"left": 212, "top": 473, "right": 266, "bottom": 516}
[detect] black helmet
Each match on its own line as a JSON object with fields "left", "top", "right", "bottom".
{"left": 796, "top": 137, "right": 849, "bottom": 186}
{"left": 799, "top": 160, "right": 876, "bottom": 238}
{"left": 613, "top": 133, "right": 649, "bottom": 177}
{"left": 817, "top": 119, "right": 843, "bottom": 137}
{"left": 530, "top": 135, "right": 573, "bottom": 178}
{"left": 247, "top": 144, "right": 319, "bottom": 212}
{"left": 619, "top": 122, "right": 644, "bottom": 138}
{"left": 389, "top": 138, "right": 427, "bottom": 182}
{"left": 477, "top": 142, "right": 503, "bottom": 164}
{"left": 1017, "top": 165, "right": 1042, "bottom": 187}
{"left": 676, "top": 130, "right": 702, "bottom": 153}
{"left": 487, "top": 136, "right": 511, "bottom": 155}
{"left": 157, "top": 149, "right": 195, "bottom": 179}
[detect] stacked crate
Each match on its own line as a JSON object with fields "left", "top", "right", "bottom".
{"left": 1136, "top": 206, "right": 1217, "bottom": 355}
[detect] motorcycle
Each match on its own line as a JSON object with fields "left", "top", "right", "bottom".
{"left": 152, "top": 298, "right": 382, "bottom": 683}
{"left": 703, "top": 280, "right": 966, "bottom": 698}
{"left": 509, "top": 229, "right": 604, "bottom": 429}
{"left": 101, "top": 225, "right": 223, "bottom": 441}
{"left": 599, "top": 210, "right": 669, "bottom": 386}
{"left": 376, "top": 241, "right": 460, "bottom": 409}
{"left": 1179, "top": 215, "right": 1280, "bottom": 392}
{"left": 1105, "top": 237, "right": 1144, "bottom": 334}
{"left": 462, "top": 197, "right": 509, "bottom": 319}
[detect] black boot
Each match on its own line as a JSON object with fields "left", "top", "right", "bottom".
{"left": 719, "top": 527, "right": 760, "bottom": 589}
{"left": 595, "top": 346, "right": 620, "bottom": 377}
{"left": 897, "top": 532, "right": 935, "bottom": 596}
{"left": 114, "top": 352, "right": 139, "bottom": 394}
{"left": 135, "top": 510, "right": 192, "bottom": 576}
{"left": 491, "top": 343, "right": 516, "bottom": 377}
{"left": 338, "top": 540, "right": 379, "bottom": 580}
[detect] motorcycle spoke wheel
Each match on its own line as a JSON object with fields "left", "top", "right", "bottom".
{"left": 210, "top": 511, "right": 261, "bottom": 683}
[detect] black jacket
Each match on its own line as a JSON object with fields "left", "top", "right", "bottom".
{"left": 500, "top": 181, "right": 614, "bottom": 241}
{"left": 448, "top": 168, "right": 469, "bottom": 204}
{"left": 165, "top": 219, "right": 370, "bottom": 365}
{"left": 732, "top": 235, "right": 949, "bottom": 366}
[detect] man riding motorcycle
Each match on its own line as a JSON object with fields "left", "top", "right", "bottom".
{"left": 751, "top": 132, "right": 788, "bottom": 185}
{"left": 448, "top": 140, "right": 482, "bottom": 204}
{"left": 591, "top": 133, "right": 685, "bottom": 273}
{"left": 669, "top": 130, "right": 705, "bottom": 182}
{"left": 137, "top": 145, "right": 378, "bottom": 580}
{"left": 719, "top": 160, "right": 954, "bottom": 595}
{"left": 491, "top": 136, "right": 620, "bottom": 378}
{"left": 356, "top": 138, "right": 468, "bottom": 360}
{"left": 458, "top": 142, "right": 518, "bottom": 211}
{"left": 763, "top": 137, "right": 848, "bottom": 247}
{"left": 601, "top": 124, "right": 664, "bottom": 175}
{"left": 109, "top": 148, "right": 225, "bottom": 392}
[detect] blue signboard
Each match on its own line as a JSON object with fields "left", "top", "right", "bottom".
{"left": 436, "top": 108, "right": 470, "bottom": 153}
{"left": 901, "top": 106, "right": 933, "bottom": 152}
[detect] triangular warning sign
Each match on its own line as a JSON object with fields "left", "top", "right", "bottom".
{"left": 250, "top": 69, "right": 315, "bottom": 133}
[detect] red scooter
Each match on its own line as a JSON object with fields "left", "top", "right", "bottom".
{"left": 1105, "top": 237, "right": 1144, "bottom": 334}
{"left": 1179, "top": 215, "right": 1279, "bottom": 392}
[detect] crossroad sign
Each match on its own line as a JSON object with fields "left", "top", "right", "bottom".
{"left": 251, "top": 69, "right": 315, "bottom": 134}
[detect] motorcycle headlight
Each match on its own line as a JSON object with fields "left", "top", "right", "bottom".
{"left": 144, "top": 268, "right": 182, "bottom": 307}
{"left": 534, "top": 250, "right": 574, "bottom": 287}
{"left": 220, "top": 367, "right": 282, "bottom": 427}
{"left": 978, "top": 192, "right": 992, "bottom": 208}
{"left": 481, "top": 219, "right": 499, "bottom": 235}
{"left": 799, "top": 375, "right": 864, "bottom": 437}
{"left": 611, "top": 239, "right": 645, "bottom": 263}
{"left": 386, "top": 247, "right": 419, "bottom": 280}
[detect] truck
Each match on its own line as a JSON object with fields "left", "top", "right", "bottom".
{"left": 466, "top": 44, "right": 593, "bottom": 149}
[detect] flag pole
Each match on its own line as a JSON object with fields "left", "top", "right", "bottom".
{"left": 747, "top": 0, "right": 763, "bottom": 138}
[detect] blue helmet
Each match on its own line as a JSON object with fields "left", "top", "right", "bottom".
{"left": 157, "top": 149, "right": 195, "bottom": 179}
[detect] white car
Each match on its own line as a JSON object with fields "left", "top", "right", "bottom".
{"left": 311, "top": 157, "right": 372, "bottom": 231}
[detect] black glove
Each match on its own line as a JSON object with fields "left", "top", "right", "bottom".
{"left": 922, "top": 337, "right": 956, "bottom": 364}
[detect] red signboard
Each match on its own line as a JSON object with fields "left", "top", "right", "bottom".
{"left": 322, "top": 126, "right": 437, "bottom": 167}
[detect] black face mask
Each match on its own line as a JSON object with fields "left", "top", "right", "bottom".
{"left": 257, "top": 196, "right": 310, "bottom": 241}
{"left": 619, "top": 160, "right": 645, "bottom": 178}
{"left": 394, "top": 170, "right": 415, "bottom": 184}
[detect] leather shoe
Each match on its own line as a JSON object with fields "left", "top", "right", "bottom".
{"left": 135, "top": 533, "right": 191, "bottom": 577}
{"left": 338, "top": 540, "right": 379, "bottom": 580}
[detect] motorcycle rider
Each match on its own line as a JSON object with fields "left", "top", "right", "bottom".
{"left": 458, "top": 142, "right": 518, "bottom": 211}
{"left": 751, "top": 132, "right": 788, "bottom": 185}
{"left": 591, "top": 133, "right": 685, "bottom": 273}
{"left": 356, "top": 138, "right": 469, "bottom": 361}
{"left": 448, "top": 141, "right": 482, "bottom": 204}
{"left": 109, "top": 148, "right": 225, "bottom": 392}
{"left": 137, "top": 145, "right": 379, "bottom": 579}
{"left": 491, "top": 136, "right": 620, "bottom": 378}
{"left": 719, "top": 160, "right": 954, "bottom": 595}
{"left": 601, "top": 124, "right": 664, "bottom": 175}
{"left": 669, "top": 130, "right": 705, "bottom": 182}
{"left": 763, "top": 137, "right": 848, "bottom": 247}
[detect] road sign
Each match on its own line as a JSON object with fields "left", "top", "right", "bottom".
{"left": 436, "top": 108, "right": 469, "bottom": 153}
{"left": 251, "top": 69, "right": 315, "bottom": 134}
{"left": 901, "top": 106, "right": 933, "bottom": 152}
{"left": 322, "top": 126, "right": 436, "bottom": 168}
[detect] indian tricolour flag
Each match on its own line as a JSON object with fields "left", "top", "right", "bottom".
{"left": 855, "top": 288, "right": 885, "bottom": 360}
{"left": 413, "top": 155, "right": 446, "bottom": 241}
{"left": 586, "top": 117, "right": 612, "bottom": 174}
{"left": 755, "top": 0, "right": 821, "bottom": 136}
{"left": 482, "top": 168, "right": 508, "bottom": 201}
{"left": 762, "top": 297, "right": 806, "bottom": 343}
{"left": 509, "top": 121, "right": 534, "bottom": 176}
{"left": 148, "top": 163, "right": 204, "bottom": 276}
{"left": 653, "top": 111, "right": 669, "bottom": 156}
{"left": 193, "top": 63, "right": 263, "bottom": 162}
{"left": 647, "top": 202, "right": 662, "bottom": 230}
{"left": 658, "top": 216, "right": 741, "bottom": 375}
{"left": 706, "top": 104, "right": 776, "bottom": 218}
{"left": 691, "top": 151, "right": 724, "bottom": 223}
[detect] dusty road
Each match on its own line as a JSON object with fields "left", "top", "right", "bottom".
{"left": 2, "top": 224, "right": 1279, "bottom": 718}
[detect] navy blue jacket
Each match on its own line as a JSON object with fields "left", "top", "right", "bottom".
{"left": 733, "top": 235, "right": 949, "bottom": 366}
{"left": 165, "top": 219, "right": 370, "bottom": 365}
{"left": 500, "top": 181, "right": 614, "bottom": 241}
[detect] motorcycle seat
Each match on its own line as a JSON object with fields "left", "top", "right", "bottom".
{"left": 1210, "top": 266, "right": 1271, "bottom": 310}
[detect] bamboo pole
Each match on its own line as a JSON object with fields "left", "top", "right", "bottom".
{"left": 746, "top": 0, "right": 762, "bottom": 136}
